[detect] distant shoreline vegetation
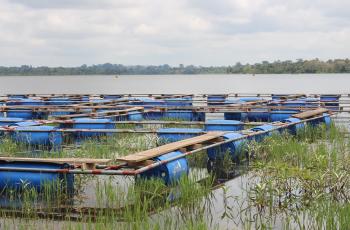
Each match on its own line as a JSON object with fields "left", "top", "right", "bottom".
{"left": 0, "top": 59, "right": 350, "bottom": 75}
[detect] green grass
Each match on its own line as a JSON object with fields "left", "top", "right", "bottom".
{"left": 235, "top": 122, "right": 350, "bottom": 229}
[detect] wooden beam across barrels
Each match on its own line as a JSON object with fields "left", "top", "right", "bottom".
{"left": 116, "top": 131, "right": 225, "bottom": 164}
{"left": 292, "top": 108, "right": 329, "bottom": 119}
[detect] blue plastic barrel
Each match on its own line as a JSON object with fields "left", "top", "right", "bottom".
{"left": 46, "top": 98, "right": 71, "bottom": 106}
{"left": 7, "top": 98, "right": 43, "bottom": 106}
{"left": 308, "top": 113, "right": 331, "bottom": 128}
{"left": 7, "top": 95, "right": 27, "bottom": 99}
{"left": 205, "top": 120, "right": 243, "bottom": 131}
{"left": 193, "top": 112, "right": 206, "bottom": 121}
{"left": 251, "top": 124, "right": 277, "bottom": 142}
{"left": 157, "top": 128, "right": 202, "bottom": 143}
{"left": 0, "top": 162, "right": 74, "bottom": 192}
{"left": 6, "top": 98, "right": 44, "bottom": 119}
{"left": 281, "top": 100, "right": 306, "bottom": 110}
{"left": 270, "top": 110, "right": 298, "bottom": 122}
{"left": 271, "top": 94, "right": 288, "bottom": 100}
{"left": 207, "top": 132, "right": 244, "bottom": 161}
{"left": 144, "top": 111, "right": 164, "bottom": 120}
{"left": 207, "top": 95, "right": 227, "bottom": 105}
{"left": 320, "top": 95, "right": 340, "bottom": 111}
{"left": 7, "top": 110, "right": 35, "bottom": 119}
{"left": 0, "top": 117, "right": 24, "bottom": 127}
{"left": 11, "top": 126, "right": 62, "bottom": 149}
{"left": 305, "top": 98, "right": 319, "bottom": 108}
{"left": 224, "top": 112, "right": 247, "bottom": 121}
{"left": 73, "top": 118, "right": 115, "bottom": 138}
{"left": 50, "top": 111, "right": 72, "bottom": 117}
{"left": 247, "top": 108, "right": 270, "bottom": 122}
{"left": 282, "top": 117, "right": 304, "bottom": 135}
{"left": 140, "top": 151, "right": 189, "bottom": 185}
{"left": 103, "top": 95, "right": 122, "bottom": 100}
{"left": 91, "top": 99, "right": 112, "bottom": 104}
{"left": 165, "top": 97, "right": 192, "bottom": 107}
{"left": 131, "top": 98, "right": 165, "bottom": 108}
{"left": 128, "top": 111, "right": 143, "bottom": 121}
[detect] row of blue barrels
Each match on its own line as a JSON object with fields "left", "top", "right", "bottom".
{"left": 150, "top": 113, "right": 331, "bottom": 184}
{"left": 130, "top": 97, "right": 193, "bottom": 108}
{"left": 157, "top": 120, "right": 244, "bottom": 143}
{"left": 224, "top": 98, "right": 321, "bottom": 122}
{"left": 0, "top": 110, "right": 204, "bottom": 149}
{"left": 208, "top": 113, "right": 331, "bottom": 163}
{"left": 1, "top": 97, "right": 130, "bottom": 119}
{"left": 0, "top": 118, "right": 119, "bottom": 150}
{"left": 144, "top": 110, "right": 205, "bottom": 121}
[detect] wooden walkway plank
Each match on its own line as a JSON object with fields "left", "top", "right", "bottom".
{"left": 292, "top": 108, "right": 329, "bottom": 119}
{"left": 116, "top": 131, "right": 225, "bottom": 163}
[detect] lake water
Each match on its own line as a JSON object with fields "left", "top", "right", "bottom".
{"left": 0, "top": 74, "right": 349, "bottom": 94}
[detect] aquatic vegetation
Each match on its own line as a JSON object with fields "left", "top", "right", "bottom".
{"left": 235, "top": 122, "right": 350, "bottom": 229}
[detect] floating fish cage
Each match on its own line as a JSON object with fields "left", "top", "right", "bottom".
{"left": 0, "top": 93, "right": 339, "bottom": 191}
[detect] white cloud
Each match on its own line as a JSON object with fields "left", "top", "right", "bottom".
{"left": 0, "top": 0, "right": 349, "bottom": 66}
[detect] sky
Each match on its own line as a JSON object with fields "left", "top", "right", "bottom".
{"left": 0, "top": 0, "right": 349, "bottom": 67}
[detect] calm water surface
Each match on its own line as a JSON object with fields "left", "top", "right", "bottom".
{"left": 0, "top": 74, "right": 348, "bottom": 94}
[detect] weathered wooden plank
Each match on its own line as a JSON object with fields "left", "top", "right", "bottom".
{"left": 292, "top": 108, "right": 329, "bottom": 119}
{"left": 280, "top": 94, "right": 306, "bottom": 100}
{"left": 56, "top": 107, "right": 144, "bottom": 119}
{"left": 116, "top": 131, "right": 225, "bottom": 163}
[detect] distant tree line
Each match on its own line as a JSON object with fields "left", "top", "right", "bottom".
{"left": 0, "top": 59, "right": 350, "bottom": 75}
{"left": 0, "top": 63, "right": 227, "bottom": 75}
{"left": 227, "top": 59, "right": 350, "bottom": 74}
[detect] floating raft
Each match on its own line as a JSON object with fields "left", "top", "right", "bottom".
{"left": 0, "top": 93, "right": 339, "bottom": 188}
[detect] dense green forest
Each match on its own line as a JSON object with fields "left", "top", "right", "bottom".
{"left": 0, "top": 59, "right": 349, "bottom": 75}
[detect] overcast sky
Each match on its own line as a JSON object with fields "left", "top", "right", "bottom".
{"left": 0, "top": 0, "right": 349, "bottom": 66}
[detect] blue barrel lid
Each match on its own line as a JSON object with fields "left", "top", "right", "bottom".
{"left": 73, "top": 118, "right": 112, "bottom": 123}
{"left": 157, "top": 128, "right": 203, "bottom": 133}
{"left": 14, "top": 125, "right": 56, "bottom": 131}
{"left": 251, "top": 124, "right": 276, "bottom": 132}
{"left": 283, "top": 117, "right": 301, "bottom": 123}
{"left": 0, "top": 117, "right": 24, "bottom": 122}
{"left": 206, "top": 119, "right": 242, "bottom": 125}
